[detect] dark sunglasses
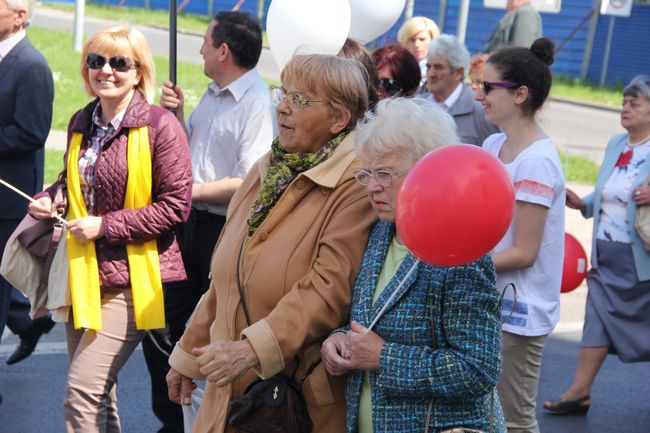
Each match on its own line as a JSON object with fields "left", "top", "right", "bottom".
{"left": 482, "top": 80, "right": 520, "bottom": 94}
{"left": 378, "top": 78, "right": 403, "bottom": 96}
{"left": 86, "top": 53, "right": 138, "bottom": 73}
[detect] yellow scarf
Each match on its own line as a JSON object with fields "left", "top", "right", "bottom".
{"left": 66, "top": 126, "right": 165, "bottom": 330}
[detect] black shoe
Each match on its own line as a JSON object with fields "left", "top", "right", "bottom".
{"left": 543, "top": 395, "right": 590, "bottom": 415}
{"left": 6, "top": 316, "right": 56, "bottom": 365}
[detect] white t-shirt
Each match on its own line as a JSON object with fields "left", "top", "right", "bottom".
{"left": 597, "top": 140, "right": 650, "bottom": 242}
{"left": 483, "top": 133, "right": 566, "bottom": 336}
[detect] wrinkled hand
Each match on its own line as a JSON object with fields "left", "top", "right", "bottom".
{"left": 566, "top": 188, "right": 586, "bottom": 212}
{"left": 166, "top": 367, "right": 196, "bottom": 405}
{"left": 192, "top": 340, "right": 259, "bottom": 387}
{"left": 160, "top": 80, "right": 185, "bottom": 112}
{"left": 67, "top": 216, "right": 104, "bottom": 242}
{"left": 343, "top": 321, "right": 384, "bottom": 371}
{"left": 28, "top": 196, "right": 55, "bottom": 220}
{"left": 632, "top": 185, "right": 650, "bottom": 206}
{"left": 321, "top": 332, "right": 350, "bottom": 376}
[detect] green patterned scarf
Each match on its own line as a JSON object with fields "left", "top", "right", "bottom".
{"left": 247, "top": 131, "right": 349, "bottom": 237}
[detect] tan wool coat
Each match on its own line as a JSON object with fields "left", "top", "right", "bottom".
{"left": 169, "top": 134, "right": 377, "bottom": 433}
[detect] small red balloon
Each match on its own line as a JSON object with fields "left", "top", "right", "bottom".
{"left": 561, "top": 233, "right": 588, "bottom": 293}
{"left": 396, "top": 144, "right": 515, "bottom": 267}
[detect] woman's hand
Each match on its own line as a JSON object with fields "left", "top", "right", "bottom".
{"left": 166, "top": 368, "right": 196, "bottom": 405}
{"left": 566, "top": 188, "right": 586, "bottom": 212}
{"left": 321, "top": 332, "right": 351, "bottom": 376}
{"left": 343, "top": 321, "right": 384, "bottom": 371}
{"left": 192, "top": 339, "right": 259, "bottom": 387}
{"left": 67, "top": 216, "right": 104, "bottom": 242}
{"left": 28, "top": 196, "right": 55, "bottom": 220}
{"left": 632, "top": 185, "right": 650, "bottom": 207}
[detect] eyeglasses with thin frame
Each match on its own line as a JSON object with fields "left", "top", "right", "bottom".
{"left": 269, "top": 85, "right": 326, "bottom": 110}
{"left": 86, "top": 53, "right": 139, "bottom": 73}
{"left": 378, "top": 78, "right": 403, "bottom": 96}
{"left": 354, "top": 168, "right": 405, "bottom": 187}
{"left": 482, "top": 80, "right": 520, "bottom": 94}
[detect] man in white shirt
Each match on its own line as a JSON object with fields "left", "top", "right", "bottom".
{"left": 0, "top": 0, "right": 55, "bottom": 375}
{"left": 146, "top": 11, "right": 274, "bottom": 432}
{"left": 426, "top": 34, "right": 499, "bottom": 146}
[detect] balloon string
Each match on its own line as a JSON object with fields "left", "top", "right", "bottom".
{"left": 0, "top": 177, "right": 67, "bottom": 226}
{"left": 366, "top": 259, "right": 420, "bottom": 332}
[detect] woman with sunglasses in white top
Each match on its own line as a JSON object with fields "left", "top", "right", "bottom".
{"left": 475, "top": 38, "right": 566, "bottom": 433}
{"left": 28, "top": 26, "right": 192, "bottom": 432}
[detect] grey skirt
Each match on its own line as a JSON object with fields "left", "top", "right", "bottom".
{"left": 581, "top": 240, "right": 650, "bottom": 363}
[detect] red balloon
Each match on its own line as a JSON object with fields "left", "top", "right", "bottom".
{"left": 561, "top": 233, "right": 588, "bottom": 293}
{"left": 396, "top": 144, "right": 515, "bottom": 267}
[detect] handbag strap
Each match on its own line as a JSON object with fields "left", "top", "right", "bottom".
{"left": 235, "top": 237, "right": 321, "bottom": 384}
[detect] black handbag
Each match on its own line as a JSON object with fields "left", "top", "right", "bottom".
{"left": 227, "top": 240, "right": 315, "bottom": 433}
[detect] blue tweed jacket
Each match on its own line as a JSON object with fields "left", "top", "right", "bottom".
{"left": 342, "top": 222, "right": 506, "bottom": 433}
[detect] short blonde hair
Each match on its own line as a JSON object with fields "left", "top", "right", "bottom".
{"left": 354, "top": 97, "right": 458, "bottom": 165}
{"left": 80, "top": 26, "right": 156, "bottom": 103}
{"left": 397, "top": 16, "right": 440, "bottom": 47}
{"left": 281, "top": 54, "right": 369, "bottom": 128}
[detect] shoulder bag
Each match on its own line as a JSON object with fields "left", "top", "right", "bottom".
{"left": 226, "top": 240, "right": 315, "bottom": 433}
{"left": 0, "top": 186, "right": 67, "bottom": 317}
{"left": 636, "top": 175, "right": 650, "bottom": 250}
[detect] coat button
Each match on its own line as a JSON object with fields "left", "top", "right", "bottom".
{"left": 296, "top": 180, "right": 306, "bottom": 189}
{"left": 259, "top": 231, "right": 268, "bottom": 241}
{"left": 100, "top": 156, "right": 105, "bottom": 162}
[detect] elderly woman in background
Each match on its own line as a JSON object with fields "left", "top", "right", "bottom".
{"left": 469, "top": 53, "right": 489, "bottom": 94}
{"left": 397, "top": 16, "right": 440, "bottom": 89}
{"left": 372, "top": 45, "right": 421, "bottom": 99}
{"left": 166, "top": 54, "right": 377, "bottom": 433}
{"left": 28, "top": 27, "right": 192, "bottom": 432}
{"left": 321, "top": 97, "right": 505, "bottom": 433}
{"left": 544, "top": 75, "right": 650, "bottom": 416}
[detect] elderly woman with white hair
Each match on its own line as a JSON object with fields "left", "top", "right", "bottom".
{"left": 321, "top": 97, "right": 506, "bottom": 433}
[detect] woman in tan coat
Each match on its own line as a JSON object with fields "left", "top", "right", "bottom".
{"left": 166, "top": 54, "right": 377, "bottom": 433}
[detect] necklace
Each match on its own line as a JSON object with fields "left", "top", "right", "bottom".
{"left": 627, "top": 134, "right": 650, "bottom": 148}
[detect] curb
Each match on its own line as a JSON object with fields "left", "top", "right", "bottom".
{"left": 548, "top": 95, "right": 619, "bottom": 114}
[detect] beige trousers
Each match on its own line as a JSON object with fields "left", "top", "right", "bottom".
{"left": 497, "top": 331, "right": 548, "bottom": 433}
{"left": 64, "top": 289, "right": 145, "bottom": 433}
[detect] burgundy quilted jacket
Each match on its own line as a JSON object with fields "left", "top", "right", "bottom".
{"left": 44, "top": 91, "right": 192, "bottom": 287}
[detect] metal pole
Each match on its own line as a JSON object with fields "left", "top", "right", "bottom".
{"left": 580, "top": 1, "right": 600, "bottom": 81}
{"left": 404, "top": 0, "right": 415, "bottom": 20}
{"left": 170, "top": 0, "right": 177, "bottom": 87}
{"left": 599, "top": 16, "right": 615, "bottom": 86}
{"left": 257, "top": 0, "right": 265, "bottom": 22}
{"left": 438, "top": 0, "right": 448, "bottom": 31}
{"left": 208, "top": 0, "right": 213, "bottom": 19}
{"left": 456, "top": 0, "right": 470, "bottom": 43}
{"left": 73, "top": 0, "right": 85, "bottom": 53}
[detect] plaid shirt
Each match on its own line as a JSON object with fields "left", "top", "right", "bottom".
{"left": 77, "top": 104, "right": 125, "bottom": 214}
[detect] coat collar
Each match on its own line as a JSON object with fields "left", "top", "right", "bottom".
{"left": 255, "top": 131, "right": 359, "bottom": 189}
{"left": 447, "top": 84, "right": 475, "bottom": 117}
{"left": 0, "top": 36, "right": 28, "bottom": 83}
{"left": 357, "top": 222, "right": 420, "bottom": 327}
{"left": 71, "top": 90, "right": 151, "bottom": 135}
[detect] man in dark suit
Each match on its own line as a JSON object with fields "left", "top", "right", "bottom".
{"left": 0, "top": 0, "right": 55, "bottom": 372}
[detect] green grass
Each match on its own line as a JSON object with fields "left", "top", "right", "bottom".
{"left": 45, "top": 149, "right": 65, "bottom": 185}
{"left": 551, "top": 76, "right": 623, "bottom": 107}
{"left": 44, "top": 2, "right": 211, "bottom": 35}
{"left": 558, "top": 150, "right": 600, "bottom": 184}
{"left": 42, "top": 3, "right": 269, "bottom": 45}
{"left": 28, "top": 26, "right": 210, "bottom": 131}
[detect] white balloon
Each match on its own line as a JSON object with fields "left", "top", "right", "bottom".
{"left": 266, "top": 0, "right": 351, "bottom": 71}
{"left": 348, "top": 0, "right": 407, "bottom": 44}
